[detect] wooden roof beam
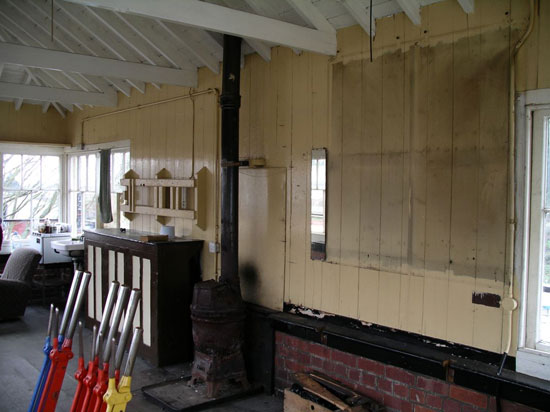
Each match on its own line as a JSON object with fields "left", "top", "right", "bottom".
{"left": 64, "top": 0, "right": 337, "bottom": 55}
{"left": 286, "top": 0, "right": 336, "bottom": 33}
{"left": 0, "top": 43, "right": 197, "bottom": 87}
{"left": 0, "top": 82, "right": 117, "bottom": 107}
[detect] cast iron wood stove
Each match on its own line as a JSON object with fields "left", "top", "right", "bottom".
{"left": 189, "top": 35, "right": 249, "bottom": 398}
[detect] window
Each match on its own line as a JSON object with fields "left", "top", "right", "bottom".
{"left": 67, "top": 149, "right": 130, "bottom": 235}
{"left": 2, "top": 154, "right": 61, "bottom": 239}
{"left": 517, "top": 90, "right": 550, "bottom": 380}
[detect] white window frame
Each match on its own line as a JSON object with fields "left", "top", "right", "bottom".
{"left": 64, "top": 140, "right": 130, "bottom": 235}
{"left": 516, "top": 88, "right": 550, "bottom": 380}
{"left": 0, "top": 142, "right": 67, "bottom": 240}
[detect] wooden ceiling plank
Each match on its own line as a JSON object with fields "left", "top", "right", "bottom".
{"left": 395, "top": 0, "right": 421, "bottom": 26}
{"left": 341, "top": 0, "right": 376, "bottom": 36}
{"left": 286, "top": 0, "right": 336, "bottom": 33}
{"left": 64, "top": 0, "right": 337, "bottom": 55}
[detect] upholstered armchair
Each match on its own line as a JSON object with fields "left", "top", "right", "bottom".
{"left": 0, "top": 247, "right": 41, "bottom": 320}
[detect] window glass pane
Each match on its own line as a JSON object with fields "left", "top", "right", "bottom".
{"left": 3, "top": 190, "right": 31, "bottom": 219}
{"left": 541, "top": 212, "right": 550, "bottom": 344}
{"left": 311, "top": 159, "right": 318, "bottom": 190}
{"left": 4, "top": 220, "right": 31, "bottom": 240}
{"left": 70, "top": 192, "right": 81, "bottom": 235}
{"left": 88, "top": 154, "right": 97, "bottom": 192}
{"left": 318, "top": 158, "right": 326, "bottom": 190}
{"left": 3, "top": 154, "right": 21, "bottom": 190}
{"left": 112, "top": 152, "right": 124, "bottom": 192}
{"left": 84, "top": 192, "right": 97, "bottom": 231}
{"left": 69, "top": 156, "right": 78, "bottom": 191}
{"left": 22, "top": 155, "right": 41, "bottom": 190}
{"left": 42, "top": 156, "right": 60, "bottom": 190}
{"left": 32, "top": 190, "right": 59, "bottom": 220}
{"left": 79, "top": 155, "right": 87, "bottom": 191}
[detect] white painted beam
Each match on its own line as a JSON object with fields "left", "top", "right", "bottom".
{"left": 341, "top": 0, "right": 376, "bottom": 37}
{"left": 395, "top": 0, "right": 421, "bottom": 26}
{"left": 156, "top": 20, "right": 221, "bottom": 74}
{"left": 14, "top": 71, "right": 31, "bottom": 111}
{"left": 64, "top": 0, "right": 337, "bottom": 55}
{"left": 0, "top": 82, "right": 117, "bottom": 106}
{"left": 457, "top": 0, "right": 474, "bottom": 14}
{"left": 287, "top": 0, "right": 336, "bottom": 33}
{"left": 0, "top": 43, "right": 197, "bottom": 87}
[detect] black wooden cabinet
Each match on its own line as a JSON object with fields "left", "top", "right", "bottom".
{"left": 84, "top": 229, "right": 202, "bottom": 366}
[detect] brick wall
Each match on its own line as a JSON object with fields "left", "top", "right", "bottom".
{"left": 274, "top": 332, "right": 542, "bottom": 412}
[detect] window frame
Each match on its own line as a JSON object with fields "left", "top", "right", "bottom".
{"left": 0, "top": 143, "right": 66, "bottom": 240}
{"left": 516, "top": 88, "right": 550, "bottom": 380}
{"left": 64, "top": 141, "right": 130, "bottom": 236}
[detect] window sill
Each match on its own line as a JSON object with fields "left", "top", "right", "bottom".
{"left": 516, "top": 348, "right": 550, "bottom": 381}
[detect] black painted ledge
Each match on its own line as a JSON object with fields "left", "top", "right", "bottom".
{"left": 268, "top": 308, "right": 550, "bottom": 411}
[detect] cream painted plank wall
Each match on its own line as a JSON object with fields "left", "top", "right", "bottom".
{"left": 61, "top": 0, "right": 548, "bottom": 354}
{"left": 0, "top": 102, "right": 67, "bottom": 144}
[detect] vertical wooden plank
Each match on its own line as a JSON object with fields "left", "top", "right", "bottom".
{"left": 422, "top": 41, "right": 453, "bottom": 339}
{"left": 379, "top": 49, "right": 405, "bottom": 274}
{"left": 95, "top": 247, "right": 102, "bottom": 322}
{"left": 142, "top": 258, "right": 152, "bottom": 346}
{"left": 108, "top": 250, "right": 115, "bottom": 285}
{"left": 340, "top": 60, "right": 362, "bottom": 267}
{"left": 358, "top": 268, "right": 379, "bottom": 323}
{"left": 117, "top": 252, "right": 125, "bottom": 285}
{"left": 447, "top": 13, "right": 481, "bottom": 347}
{"left": 87, "top": 245, "right": 94, "bottom": 320}
{"left": 240, "top": 55, "right": 251, "bottom": 160}
{"left": 339, "top": 265, "right": 359, "bottom": 318}
{"left": 132, "top": 256, "right": 141, "bottom": 329}
{"left": 359, "top": 51, "right": 383, "bottom": 271}
{"left": 538, "top": 0, "right": 550, "bottom": 89}
{"left": 326, "top": 62, "right": 343, "bottom": 265}
{"left": 377, "top": 271, "right": 401, "bottom": 328}
{"left": 288, "top": 52, "right": 311, "bottom": 305}
{"left": 321, "top": 262, "right": 340, "bottom": 314}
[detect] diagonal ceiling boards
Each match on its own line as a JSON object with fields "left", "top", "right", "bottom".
{"left": 64, "top": 0, "right": 338, "bottom": 56}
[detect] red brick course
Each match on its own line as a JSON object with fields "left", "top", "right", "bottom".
{"left": 275, "top": 331, "right": 542, "bottom": 412}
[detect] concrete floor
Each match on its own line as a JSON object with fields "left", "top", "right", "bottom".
{"left": 0, "top": 305, "right": 282, "bottom": 412}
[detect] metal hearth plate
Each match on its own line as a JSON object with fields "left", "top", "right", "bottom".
{"left": 141, "top": 376, "right": 263, "bottom": 412}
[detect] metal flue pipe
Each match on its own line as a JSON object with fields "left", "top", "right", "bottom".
{"left": 219, "top": 34, "right": 242, "bottom": 295}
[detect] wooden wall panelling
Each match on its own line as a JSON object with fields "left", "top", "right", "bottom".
{"left": 472, "top": 18, "right": 510, "bottom": 353}
{"left": 338, "top": 58, "right": 362, "bottom": 318}
{"left": 358, "top": 31, "right": 383, "bottom": 324}
{"left": 239, "top": 168, "right": 286, "bottom": 310}
{"left": 538, "top": 0, "right": 550, "bottom": 89}
{"left": 288, "top": 52, "right": 311, "bottom": 305}
{"left": 306, "top": 52, "right": 330, "bottom": 310}
{"left": 422, "top": 18, "right": 454, "bottom": 340}
{"left": 322, "top": 61, "right": 343, "bottom": 314}
{"left": 87, "top": 245, "right": 95, "bottom": 320}
{"left": 446, "top": 8, "right": 480, "bottom": 347}
{"left": 95, "top": 246, "right": 103, "bottom": 322}
{"left": 377, "top": 46, "right": 405, "bottom": 329}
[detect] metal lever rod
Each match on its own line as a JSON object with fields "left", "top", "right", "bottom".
{"left": 114, "top": 289, "right": 141, "bottom": 371}
{"left": 103, "top": 286, "right": 130, "bottom": 363}
{"left": 124, "top": 328, "right": 142, "bottom": 378}
{"left": 50, "top": 308, "right": 59, "bottom": 344}
{"left": 109, "top": 338, "right": 117, "bottom": 380}
{"left": 59, "top": 271, "right": 83, "bottom": 339}
{"left": 47, "top": 304, "right": 54, "bottom": 337}
{"left": 66, "top": 272, "right": 91, "bottom": 341}
{"left": 91, "top": 325, "right": 97, "bottom": 360}
{"left": 78, "top": 322, "right": 84, "bottom": 360}
{"left": 95, "top": 281, "right": 120, "bottom": 357}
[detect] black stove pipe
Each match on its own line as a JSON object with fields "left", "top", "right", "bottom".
{"left": 219, "top": 35, "right": 242, "bottom": 296}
